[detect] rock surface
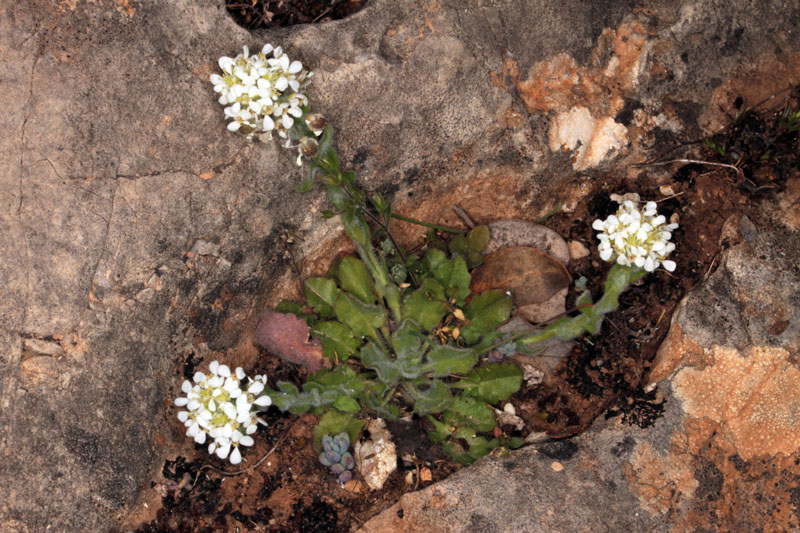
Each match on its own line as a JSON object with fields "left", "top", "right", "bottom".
{"left": 0, "top": 0, "right": 798, "bottom": 531}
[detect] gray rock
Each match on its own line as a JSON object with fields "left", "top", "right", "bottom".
{"left": 1, "top": 0, "right": 798, "bottom": 530}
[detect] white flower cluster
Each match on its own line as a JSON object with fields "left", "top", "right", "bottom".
{"left": 592, "top": 200, "right": 678, "bottom": 272}
{"left": 210, "top": 44, "right": 312, "bottom": 140}
{"left": 175, "top": 360, "right": 272, "bottom": 464}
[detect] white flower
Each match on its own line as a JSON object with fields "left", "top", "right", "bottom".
{"left": 210, "top": 43, "right": 314, "bottom": 140}
{"left": 592, "top": 199, "right": 678, "bottom": 273}
{"left": 174, "top": 360, "right": 272, "bottom": 464}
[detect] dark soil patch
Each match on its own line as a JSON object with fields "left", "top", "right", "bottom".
{"left": 226, "top": 0, "right": 367, "bottom": 29}
{"left": 136, "top": 88, "right": 798, "bottom": 531}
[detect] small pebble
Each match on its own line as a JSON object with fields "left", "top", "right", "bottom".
{"left": 568, "top": 240, "right": 590, "bottom": 259}
{"left": 503, "top": 403, "right": 516, "bottom": 416}
{"left": 551, "top": 461, "right": 564, "bottom": 472}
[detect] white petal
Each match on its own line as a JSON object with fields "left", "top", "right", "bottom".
{"left": 663, "top": 260, "right": 676, "bottom": 272}
{"left": 644, "top": 257, "right": 656, "bottom": 272}
{"left": 261, "top": 43, "right": 273, "bottom": 55}
{"left": 240, "top": 436, "right": 255, "bottom": 447}
{"left": 230, "top": 446, "right": 242, "bottom": 465}
{"left": 592, "top": 219, "right": 605, "bottom": 230}
{"left": 634, "top": 256, "right": 646, "bottom": 268}
{"left": 245, "top": 424, "right": 257, "bottom": 435}
{"left": 263, "top": 115, "right": 275, "bottom": 131}
{"left": 282, "top": 114, "right": 293, "bottom": 129}
{"left": 194, "top": 431, "right": 206, "bottom": 445}
{"left": 254, "top": 395, "right": 272, "bottom": 407}
{"left": 217, "top": 365, "right": 231, "bottom": 378}
{"left": 248, "top": 381, "right": 264, "bottom": 395}
{"left": 229, "top": 389, "right": 242, "bottom": 399}
{"left": 288, "top": 106, "right": 302, "bottom": 118}
{"left": 289, "top": 79, "right": 300, "bottom": 92}
{"left": 223, "top": 402, "right": 237, "bottom": 419}
{"left": 193, "top": 372, "right": 206, "bottom": 383}
{"left": 236, "top": 394, "right": 250, "bottom": 410}
{"left": 177, "top": 411, "right": 189, "bottom": 422}
{"left": 181, "top": 380, "right": 192, "bottom": 394}
{"left": 227, "top": 121, "right": 242, "bottom": 132}
{"left": 208, "top": 376, "right": 222, "bottom": 388}
{"left": 175, "top": 397, "right": 189, "bottom": 406}
{"left": 209, "top": 361, "right": 219, "bottom": 374}
{"left": 216, "top": 442, "right": 231, "bottom": 460}
{"left": 208, "top": 399, "right": 217, "bottom": 412}
{"left": 237, "top": 411, "right": 250, "bottom": 424}
{"left": 275, "top": 77, "right": 289, "bottom": 92}
{"left": 288, "top": 60, "right": 303, "bottom": 74}
{"left": 222, "top": 424, "right": 233, "bottom": 439}
{"left": 235, "top": 367, "right": 246, "bottom": 380}
{"left": 599, "top": 248, "right": 613, "bottom": 261}
{"left": 208, "top": 441, "right": 217, "bottom": 454}
{"left": 223, "top": 377, "right": 238, "bottom": 392}
{"left": 187, "top": 399, "right": 200, "bottom": 411}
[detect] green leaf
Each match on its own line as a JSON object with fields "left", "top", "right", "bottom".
{"left": 423, "top": 344, "right": 477, "bottom": 377}
{"left": 443, "top": 396, "right": 496, "bottom": 433}
{"left": 333, "top": 395, "right": 361, "bottom": 413}
{"left": 275, "top": 300, "right": 316, "bottom": 325}
{"left": 391, "top": 320, "right": 424, "bottom": 366}
{"left": 448, "top": 235, "right": 468, "bottom": 256}
{"left": 313, "top": 409, "right": 365, "bottom": 452}
{"left": 575, "top": 289, "right": 593, "bottom": 313}
{"left": 425, "top": 415, "right": 453, "bottom": 444}
{"left": 316, "top": 124, "right": 334, "bottom": 161}
{"left": 308, "top": 365, "right": 364, "bottom": 395}
{"left": 430, "top": 253, "right": 471, "bottom": 305}
{"left": 466, "top": 225, "right": 490, "bottom": 252}
{"left": 334, "top": 292, "right": 385, "bottom": 340}
{"left": 423, "top": 249, "right": 448, "bottom": 274}
{"left": 407, "top": 381, "right": 452, "bottom": 415}
{"left": 310, "top": 321, "right": 361, "bottom": 362}
{"left": 549, "top": 316, "right": 588, "bottom": 339}
{"left": 304, "top": 277, "right": 340, "bottom": 318}
{"left": 461, "top": 290, "right": 513, "bottom": 344}
{"left": 403, "top": 279, "right": 448, "bottom": 332}
{"left": 455, "top": 363, "right": 523, "bottom": 404}
{"left": 338, "top": 256, "right": 375, "bottom": 304}
{"left": 362, "top": 388, "right": 401, "bottom": 420}
{"left": 360, "top": 341, "right": 400, "bottom": 385}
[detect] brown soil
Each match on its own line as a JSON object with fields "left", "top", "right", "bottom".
{"left": 226, "top": 0, "right": 367, "bottom": 29}
{"left": 135, "top": 88, "right": 799, "bottom": 532}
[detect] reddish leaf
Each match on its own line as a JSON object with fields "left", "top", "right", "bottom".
{"left": 254, "top": 310, "right": 326, "bottom": 372}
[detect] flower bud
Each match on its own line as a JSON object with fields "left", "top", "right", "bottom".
{"left": 300, "top": 137, "right": 319, "bottom": 158}
{"left": 305, "top": 113, "right": 327, "bottom": 133}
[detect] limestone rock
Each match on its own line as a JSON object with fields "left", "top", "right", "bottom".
{"left": 1, "top": 0, "right": 799, "bottom": 530}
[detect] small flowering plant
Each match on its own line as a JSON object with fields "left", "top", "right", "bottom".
{"left": 174, "top": 360, "right": 272, "bottom": 464}
{"left": 210, "top": 44, "right": 312, "bottom": 140}
{"left": 180, "top": 43, "right": 681, "bottom": 469}
{"left": 592, "top": 200, "right": 677, "bottom": 272}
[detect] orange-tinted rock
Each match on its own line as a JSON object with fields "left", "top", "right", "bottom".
{"left": 673, "top": 345, "right": 800, "bottom": 460}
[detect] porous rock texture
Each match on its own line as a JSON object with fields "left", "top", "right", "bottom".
{"left": 1, "top": 0, "right": 799, "bottom": 531}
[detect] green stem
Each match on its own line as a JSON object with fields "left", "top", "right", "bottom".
{"left": 390, "top": 213, "right": 465, "bottom": 234}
